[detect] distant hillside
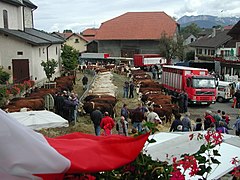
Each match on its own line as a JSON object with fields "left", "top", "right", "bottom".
{"left": 178, "top": 15, "right": 240, "bottom": 28}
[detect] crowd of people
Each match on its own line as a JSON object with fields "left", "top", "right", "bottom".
{"left": 54, "top": 91, "right": 79, "bottom": 123}
{"left": 168, "top": 108, "right": 240, "bottom": 136}
{"left": 123, "top": 81, "right": 135, "bottom": 98}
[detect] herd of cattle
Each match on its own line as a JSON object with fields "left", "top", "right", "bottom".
{"left": 2, "top": 64, "right": 180, "bottom": 124}
{"left": 3, "top": 76, "right": 76, "bottom": 113}
{"left": 81, "top": 65, "right": 180, "bottom": 124}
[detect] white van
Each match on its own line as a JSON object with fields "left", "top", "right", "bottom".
{"left": 217, "top": 81, "right": 235, "bottom": 102}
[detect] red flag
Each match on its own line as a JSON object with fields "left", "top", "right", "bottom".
{"left": 46, "top": 132, "right": 149, "bottom": 174}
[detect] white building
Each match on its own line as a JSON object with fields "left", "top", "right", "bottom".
{"left": 0, "top": 0, "right": 64, "bottom": 84}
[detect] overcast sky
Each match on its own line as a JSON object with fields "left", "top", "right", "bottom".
{"left": 31, "top": 0, "right": 240, "bottom": 33}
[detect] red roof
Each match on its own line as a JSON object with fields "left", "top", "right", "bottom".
{"left": 59, "top": 32, "right": 89, "bottom": 42}
{"left": 82, "top": 28, "right": 98, "bottom": 41}
{"left": 82, "top": 28, "right": 98, "bottom": 36}
{"left": 95, "top": 12, "right": 178, "bottom": 40}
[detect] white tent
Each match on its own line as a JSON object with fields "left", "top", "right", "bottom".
{"left": 9, "top": 110, "right": 69, "bottom": 130}
{"left": 144, "top": 132, "right": 240, "bottom": 179}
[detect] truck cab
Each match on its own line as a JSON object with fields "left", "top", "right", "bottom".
{"left": 216, "top": 81, "right": 235, "bottom": 102}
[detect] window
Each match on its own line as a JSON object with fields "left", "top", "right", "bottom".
{"left": 39, "top": 48, "right": 41, "bottom": 57}
{"left": 17, "top": 51, "right": 23, "bottom": 55}
{"left": 211, "top": 50, "right": 215, "bottom": 56}
{"left": 75, "top": 39, "right": 79, "bottom": 43}
{"left": 225, "top": 50, "right": 230, "bottom": 56}
{"left": 197, "top": 48, "right": 202, "bottom": 55}
{"left": 191, "top": 38, "right": 194, "bottom": 42}
{"left": 205, "top": 49, "right": 207, "bottom": 55}
{"left": 3, "top": 10, "right": 8, "bottom": 29}
{"left": 56, "top": 47, "right": 58, "bottom": 55}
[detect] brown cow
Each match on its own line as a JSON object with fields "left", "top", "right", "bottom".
{"left": 153, "top": 107, "right": 173, "bottom": 124}
{"left": 88, "top": 97, "right": 117, "bottom": 106}
{"left": 84, "top": 95, "right": 116, "bottom": 102}
{"left": 4, "top": 98, "right": 45, "bottom": 111}
{"left": 82, "top": 101, "right": 115, "bottom": 117}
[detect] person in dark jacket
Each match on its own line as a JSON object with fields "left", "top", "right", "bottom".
{"left": 121, "top": 103, "right": 129, "bottom": 121}
{"left": 169, "top": 113, "right": 183, "bottom": 132}
{"left": 90, "top": 107, "right": 103, "bottom": 136}
{"left": 194, "top": 118, "right": 203, "bottom": 131}
{"left": 129, "top": 81, "right": 134, "bottom": 98}
{"left": 82, "top": 75, "right": 88, "bottom": 90}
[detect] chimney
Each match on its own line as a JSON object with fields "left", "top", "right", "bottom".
{"left": 212, "top": 28, "right": 216, "bottom": 37}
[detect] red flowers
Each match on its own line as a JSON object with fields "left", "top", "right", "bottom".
{"left": 204, "top": 131, "right": 223, "bottom": 145}
{"left": 231, "top": 157, "right": 240, "bottom": 178}
{"left": 171, "top": 155, "right": 199, "bottom": 179}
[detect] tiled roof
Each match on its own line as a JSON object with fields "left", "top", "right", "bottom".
{"left": 82, "top": 28, "right": 98, "bottom": 36}
{"left": 0, "top": 28, "right": 64, "bottom": 45}
{"left": 227, "top": 21, "right": 240, "bottom": 36}
{"left": 95, "top": 12, "right": 178, "bottom": 40}
{"left": 59, "top": 32, "right": 89, "bottom": 42}
{"left": 190, "top": 29, "right": 232, "bottom": 48}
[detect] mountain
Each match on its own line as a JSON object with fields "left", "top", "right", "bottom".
{"left": 177, "top": 15, "right": 240, "bottom": 28}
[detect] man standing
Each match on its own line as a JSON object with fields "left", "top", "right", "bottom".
{"left": 100, "top": 112, "right": 115, "bottom": 136}
{"left": 121, "top": 104, "right": 129, "bottom": 121}
{"left": 123, "top": 81, "right": 129, "bottom": 98}
{"left": 129, "top": 81, "right": 134, "bottom": 98}
{"left": 116, "top": 116, "right": 128, "bottom": 136}
{"left": 90, "top": 107, "right": 103, "bottom": 136}
{"left": 82, "top": 75, "right": 88, "bottom": 90}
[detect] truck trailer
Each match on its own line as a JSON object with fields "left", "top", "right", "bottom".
{"left": 133, "top": 54, "right": 166, "bottom": 69}
{"left": 161, "top": 65, "right": 217, "bottom": 105}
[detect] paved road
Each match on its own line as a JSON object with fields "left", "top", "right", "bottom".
{"left": 188, "top": 100, "right": 239, "bottom": 135}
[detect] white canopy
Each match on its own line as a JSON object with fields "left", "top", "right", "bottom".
{"left": 144, "top": 132, "right": 240, "bottom": 179}
{"left": 9, "top": 110, "right": 69, "bottom": 130}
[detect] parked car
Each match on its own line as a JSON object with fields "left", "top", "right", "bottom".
{"left": 217, "top": 81, "right": 235, "bottom": 102}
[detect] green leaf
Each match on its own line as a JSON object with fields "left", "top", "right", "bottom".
{"left": 197, "top": 165, "right": 206, "bottom": 176}
{"left": 211, "top": 157, "right": 221, "bottom": 165}
{"left": 147, "top": 139, "right": 156, "bottom": 143}
{"left": 213, "top": 150, "right": 221, "bottom": 156}
{"left": 198, "top": 144, "right": 207, "bottom": 154}
{"left": 195, "top": 155, "right": 207, "bottom": 164}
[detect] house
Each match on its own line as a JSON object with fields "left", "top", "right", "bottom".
{"left": 0, "top": 0, "right": 64, "bottom": 84}
{"left": 82, "top": 28, "right": 98, "bottom": 42}
{"left": 95, "top": 12, "right": 179, "bottom": 58}
{"left": 81, "top": 28, "right": 98, "bottom": 53}
{"left": 183, "top": 33, "right": 197, "bottom": 46}
{"left": 190, "top": 28, "right": 233, "bottom": 59}
{"left": 55, "top": 32, "right": 89, "bottom": 53}
{"left": 190, "top": 25, "right": 240, "bottom": 77}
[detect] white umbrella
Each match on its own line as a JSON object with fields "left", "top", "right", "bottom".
{"left": 144, "top": 132, "right": 240, "bottom": 179}
{"left": 9, "top": 110, "right": 69, "bottom": 130}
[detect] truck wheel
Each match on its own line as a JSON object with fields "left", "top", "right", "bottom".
{"left": 217, "top": 97, "right": 224, "bottom": 103}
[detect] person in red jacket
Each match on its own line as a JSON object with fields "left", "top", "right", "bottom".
{"left": 100, "top": 112, "right": 115, "bottom": 136}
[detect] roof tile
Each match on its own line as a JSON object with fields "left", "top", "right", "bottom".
{"left": 95, "top": 12, "right": 178, "bottom": 40}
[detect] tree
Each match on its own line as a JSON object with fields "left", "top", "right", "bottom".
{"left": 159, "top": 33, "right": 184, "bottom": 64}
{"left": 61, "top": 44, "right": 79, "bottom": 71}
{"left": 0, "top": 67, "right": 10, "bottom": 84}
{"left": 180, "top": 23, "right": 201, "bottom": 37}
{"left": 186, "top": 51, "right": 195, "bottom": 61}
{"left": 63, "top": 29, "right": 73, "bottom": 33}
{"left": 41, "top": 59, "right": 58, "bottom": 82}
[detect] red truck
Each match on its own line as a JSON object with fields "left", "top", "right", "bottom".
{"left": 161, "top": 65, "right": 217, "bottom": 105}
{"left": 133, "top": 54, "right": 166, "bottom": 68}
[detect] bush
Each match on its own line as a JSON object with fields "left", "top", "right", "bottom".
{"left": 0, "top": 68, "right": 10, "bottom": 84}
